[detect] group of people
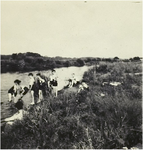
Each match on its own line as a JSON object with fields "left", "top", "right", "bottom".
{"left": 8, "top": 69, "right": 58, "bottom": 106}
{"left": 8, "top": 70, "right": 89, "bottom": 107}
{"left": 3, "top": 70, "right": 89, "bottom": 127}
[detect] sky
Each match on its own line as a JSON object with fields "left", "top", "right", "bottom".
{"left": 1, "top": 1, "right": 142, "bottom": 58}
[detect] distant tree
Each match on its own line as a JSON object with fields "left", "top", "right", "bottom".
{"left": 92, "top": 58, "right": 97, "bottom": 61}
{"left": 114, "top": 57, "right": 119, "bottom": 60}
{"left": 1, "top": 55, "right": 11, "bottom": 60}
{"left": 55, "top": 61, "right": 62, "bottom": 65}
{"left": 18, "top": 59, "right": 25, "bottom": 70}
{"left": 24, "top": 57, "right": 34, "bottom": 63}
{"left": 17, "top": 53, "right": 25, "bottom": 60}
{"left": 12, "top": 53, "right": 18, "bottom": 59}
{"left": 133, "top": 57, "right": 140, "bottom": 61}
{"left": 105, "top": 58, "right": 112, "bottom": 62}
{"left": 9, "top": 63, "right": 19, "bottom": 72}
{"left": 64, "top": 61, "right": 71, "bottom": 67}
{"left": 26, "top": 52, "right": 41, "bottom": 57}
{"left": 96, "top": 58, "right": 101, "bottom": 61}
{"left": 36, "top": 58, "right": 44, "bottom": 64}
{"left": 123, "top": 59, "right": 130, "bottom": 62}
{"left": 76, "top": 59, "right": 85, "bottom": 66}
{"left": 86, "top": 58, "right": 91, "bottom": 62}
{"left": 49, "top": 61, "right": 56, "bottom": 69}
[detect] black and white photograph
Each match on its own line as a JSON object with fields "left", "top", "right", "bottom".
{"left": 1, "top": 1, "right": 142, "bottom": 149}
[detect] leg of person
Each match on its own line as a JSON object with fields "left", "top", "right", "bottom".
{"left": 8, "top": 93, "right": 12, "bottom": 102}
{"left": 14, "top": 94, "right": 21, "bottom": 103}
{"left": 53, "top": 86, "right": 57, "bottom": 97}
{"left": 30, "top": 90, "right": 35, "bottom": 105}
{"left": 8, "top": 86, "right": 15, "bottom": 102}
{"left": 55, "top": 87, "right": 57, "bottom": 97}
{"left": 73, "top": 80, "right": 77, "bottom": 86}
{"left": 37, "top": 90, "right": 43, "bottom": 103}
{"left": 51, "top": 86, "right": 56, "bottom": 97}
{"left": 51, "top": 87, "right": 54, "bottom": 96}
{"left": 68, "top": 82, "right": 72, "bottom": 88}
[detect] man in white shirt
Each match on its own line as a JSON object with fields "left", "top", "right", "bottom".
{"left": 48, "top": 70, "right": 58, "bottom": 97}
{"left": 28, "top": 73, "right": 35, "bottom": 105}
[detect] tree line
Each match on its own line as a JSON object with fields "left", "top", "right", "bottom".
{"left": 1, "top": 52, "right": 141, "bottom": 73}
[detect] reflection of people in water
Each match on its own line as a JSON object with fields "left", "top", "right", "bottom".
{"left": 28, "top": 73, "right": 36, "bottom": 105}
{"left": 78, "top": 80, "right": 89, "bottom": 93}
{"left": 8, "top": 79, "right": 29, "bottom": 103}
{"left": 36, "top": 73, "right": 45, "bottom": 103}
{"left": 48, "top": 70, "right": 58, "bottom": 97}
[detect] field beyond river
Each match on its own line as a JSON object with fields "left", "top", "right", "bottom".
{"left": 1, "top": 61, "right": 142, "bottom": 149}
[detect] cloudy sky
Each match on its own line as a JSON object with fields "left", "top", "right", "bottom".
{"left": 1, "top": 1, "right": 142, "bottom": 58}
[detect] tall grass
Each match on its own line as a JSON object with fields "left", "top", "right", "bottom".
{"left": 1, "top": 61, "right": 142, "bottom": 149}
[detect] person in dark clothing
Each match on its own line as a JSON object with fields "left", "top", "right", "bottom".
{"left": 48, "top": 70, "right": 58, "bottom": 97}
{"left": 8, "top": 79, "right": 29, "bottom": 103}
{"left": 36, "top": 73, "right": 45, "bottom": 103}
{"left": 77, "top": 80, "right": 89, "bottom": 93}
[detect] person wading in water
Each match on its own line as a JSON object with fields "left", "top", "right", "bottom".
{"left": 8, "top": 79, "right": 29, "bottom": 103}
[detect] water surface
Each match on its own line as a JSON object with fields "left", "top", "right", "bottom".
{"left": 1, "top": 66, "right": 93, "bottom": 119}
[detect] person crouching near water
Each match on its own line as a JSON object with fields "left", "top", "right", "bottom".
{"left": 2, "top": 100, "right": 28, "bottom": 132}
{"left": 28, "top": 73, "right": 36, "bottom": 105}
{"left": 68, "top": 73, "right": 78, "bottom": 88}
{"left": 77, "top": 80, "right": 89, "bottom": 93}
{"left": 36, "top": 73, "right": 45, "bottom": 103}
{"left": 8, "top": 79, "right": 29, "bottom": 103}
{"left": 76, "top": 80, "right": 89, "bottom": 103}
{"left": 48, "top": 69, "right": 58, "bottom": 97}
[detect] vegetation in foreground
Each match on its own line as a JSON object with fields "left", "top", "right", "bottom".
{"left": 1, "top": 61, "right": 142, "bottom": 149}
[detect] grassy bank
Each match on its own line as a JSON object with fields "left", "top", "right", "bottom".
{"left": 1, "top": 61, "right": 142, "bottom": 149}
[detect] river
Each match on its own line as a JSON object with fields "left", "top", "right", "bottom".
{"left": 1, "top": 65, "right": 93, "bottom": 119}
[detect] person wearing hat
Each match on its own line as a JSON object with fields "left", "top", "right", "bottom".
{"left": 8, "top": 79, "right": 29, "bottom": 103}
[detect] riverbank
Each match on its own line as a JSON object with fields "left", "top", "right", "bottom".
{"left": 1, "top": 61, "right": 142, "bottom": 149}
{"left": 1, "top": 65, "right": 93, "bottom": 120}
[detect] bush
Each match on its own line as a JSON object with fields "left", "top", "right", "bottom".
{"left": 1, "top": 61, "right": 142, "bottom": 149}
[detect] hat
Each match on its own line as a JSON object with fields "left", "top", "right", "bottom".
{"left": 14, "top": 79, "right": 21, "bottom": 84}
{"left": 28, "top": 73, "right": 33, "bottom": 76}
{"left": 36, "top": 73, "right": 41, "bottom": 76}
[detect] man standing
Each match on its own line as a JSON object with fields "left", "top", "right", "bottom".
{"left": 48, "top": 70, "right": 58, "bottom": 97}
{"left": 28, "top": 73, "right": 35, "bottom": 105}
{"left": 36, "top": 73, "right": 45, "bottom": 103}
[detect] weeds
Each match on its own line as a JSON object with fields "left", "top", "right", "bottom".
{"left": 1, "top": 61, "right": 142, "bottom": 149}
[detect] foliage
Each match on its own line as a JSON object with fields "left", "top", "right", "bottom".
{"left": 1, "top": 61, "right": 142, "bottom": 149}
{"left": 1, "top": 52, "right": 141, "bottom": 73}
